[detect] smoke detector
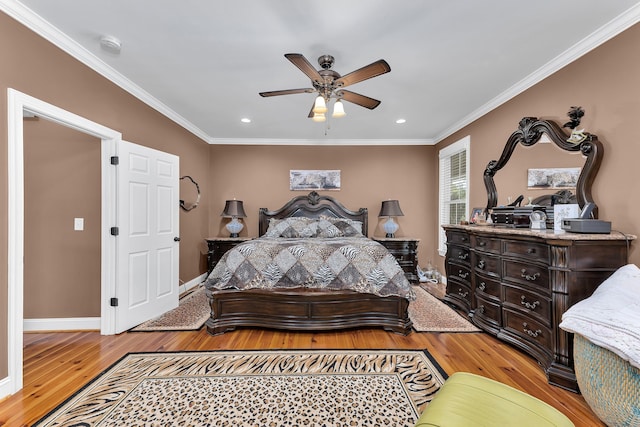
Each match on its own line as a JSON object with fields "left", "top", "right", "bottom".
{"left": 100, "top": 35, "right": 122, "bottom": 53}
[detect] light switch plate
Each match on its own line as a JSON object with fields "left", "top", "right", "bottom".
{"left": 74, "top": 217, "right": 84, "bottom": 231}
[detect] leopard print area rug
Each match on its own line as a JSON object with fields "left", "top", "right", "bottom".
{"left": 34, "top": 350, "right": 447, "bottom": 426}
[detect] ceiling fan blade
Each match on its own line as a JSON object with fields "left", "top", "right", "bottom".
{"left": 285, "top": 53, "right": 323, "bottom": 83}
{"left": 259, "top": 88, "right": 315, "bottom": 97}
{"left": 339, "top": 90, "right": 381, "bottom": 110}
{"left": 335, "top": 59, "right": 391, "bottom": 88}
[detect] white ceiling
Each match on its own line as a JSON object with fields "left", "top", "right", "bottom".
{"left": 5, "top": 0, "right": 640, "bottom": 144}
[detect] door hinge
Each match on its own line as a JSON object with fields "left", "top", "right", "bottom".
{"left": 110, "top": 226, "right": 119, "bottom": 236}
{"left": 110, "top": 297, "right": 119, "bottom": 307}
{"left": 110, "top": 156, "right": 119, "bottom": 165}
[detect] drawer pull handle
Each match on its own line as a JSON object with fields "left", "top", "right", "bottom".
{"left": 458, "top": 271, "right": 469, "bottom": 279}
{"left": 521, "top": 269, "right": 540, "bottom": 281}
{"left": 478, "top": 241, "right": 486, "bottom": 247}
{"left": 458, "top": 252, "right": 469, "bottom": 260}
{"left": 521, "top": 295, "right": 540, "bottom": 310}
{"left": 477, "top": 305, "right": 485, "bottom": 314}
{"left": 478, "top": 282, "right": 486, "bottom": 292}
{"left": 461, "top": 237, "right": 467, "bottom": 242}
{"left": 478, "top": 260, "right": 486, "bottom": 269}
{"left": 457, "top": 289, "right": 468, "bottom": 298}
{"left": 522, "top": 323, "right": 542, "bottom": 338}
{"left": 527, "top": 248, "right": 536, "bottom": 254}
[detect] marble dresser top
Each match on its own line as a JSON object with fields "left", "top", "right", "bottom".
{"left": 443, "top": 224, "right": 636, "bottom": 241}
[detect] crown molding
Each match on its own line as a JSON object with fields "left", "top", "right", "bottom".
{"left": 209, "top": 138, "right": 434, "bottom": 146}
{"left": 0, "top": 0, "right": 211, "bottom": 143}
{"left": 434, "top": 2, "right": 640, "bottom": 144}
{"left": 3, "top": 0, "right": 638, "bottom": 146}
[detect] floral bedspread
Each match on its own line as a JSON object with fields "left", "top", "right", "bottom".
{"left": 205, "top": 237, "right": 414, "bottom": 300}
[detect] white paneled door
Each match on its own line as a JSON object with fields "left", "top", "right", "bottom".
{"left": 115, "top": 141, "right": 180, "bottom": 333}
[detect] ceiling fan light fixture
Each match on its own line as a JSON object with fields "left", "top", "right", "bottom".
{"left": 312, "top": 112, "right": 326, "bottom": 123}
{"left": 332, "top": 99, "right": 346, "bottom": 118}
{"left": 313, "top": 95, "right": 327, "bottom": 114}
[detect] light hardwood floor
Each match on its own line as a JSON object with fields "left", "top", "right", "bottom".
{"left": 0, "top": 327, "right": 603, "bottom": 426}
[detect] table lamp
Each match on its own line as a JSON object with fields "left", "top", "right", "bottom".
{"left": 221, "top": 199, "right": 247, "bottom": 237}
{"left": 379, "top": 200, "right": 404, "bottom": 238}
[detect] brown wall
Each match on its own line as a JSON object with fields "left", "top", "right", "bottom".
{"left": 0, "top": 12, "right": 211, "bottom": 378}
{"left": 434, "top": 22, "right": 640, "bottom": 273}
{"left": 208, "top": 145, "right": 438, "bottom": 265}
{"left": 24, "top": 119, "right": 101, "bottom": 317}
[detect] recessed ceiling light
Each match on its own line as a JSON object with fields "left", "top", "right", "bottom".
{"left": 395, "top": 119, "right": 406, "bottom": 124}
{"left": 241, "top": 118, "right": 251, "bottom": 123}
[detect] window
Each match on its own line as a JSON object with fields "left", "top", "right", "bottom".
{"left": 438, "top": 136, "right": 470, "bottom": 256}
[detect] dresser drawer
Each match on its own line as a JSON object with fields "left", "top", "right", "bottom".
{"left": 503, "top": 309, "right": 553, "bottom": 351}
{"left": 446, "top": 279, "right": 472, "bottom": 308}
{"left": 474, "top": 253, "right": 500, "bottom": 277}
{"left": 475, "top": 294, "right": 502, "bottom": 327}
{"left": 503, "top": 284, "right": 551, "bottom": 327}
{"left": 448, "top": 263, "right": 472, "bottom": 284}
{"left": 449, "top": 245, "right": 471, "bottom": 265}
{"left": 475, "top": 273, "right": 501, "bottom": 299}
{"left": 503, "top": 260, "right": 550, "bottom": 292}
{"left": 503, "top": 240, "right": 549, "bottom": 264}
{"left": 447, "top": 230, "right": 470, "bottom": 246}
{"left": 472, "top": 235, "right": 501, "bottom": 254}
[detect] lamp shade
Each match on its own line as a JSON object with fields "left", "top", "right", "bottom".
{"left": 332, "top": 99, "right": 346, "bottom": 118}
{"left": 311, "top": 112, "right": 326, "bottom": 122}
{"left": 313, "top": 95, "right": 327, "bottom": 114}
{"left": 221, "top": 200, "right": 247, "bottom": 218}
{"left": 379, "top": 200, "right": 404, "bottom": 217}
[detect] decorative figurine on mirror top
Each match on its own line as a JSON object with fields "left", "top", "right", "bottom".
{"left": 564, "top": 106, "right": 588, "bottom": 144}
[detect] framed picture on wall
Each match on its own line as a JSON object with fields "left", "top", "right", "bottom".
{"left": 289, "top": 170, "right": 341, "bottom": 191}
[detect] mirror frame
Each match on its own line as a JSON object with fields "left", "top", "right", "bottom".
{"left": 484, "top": 116, "right": 603, "bottom": 218}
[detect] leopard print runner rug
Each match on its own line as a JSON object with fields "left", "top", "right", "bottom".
{"left": 34, "top": 350, "right": 447, "bottom": 426}
{"left": 130, "top": 286, "right": 209, "bottom": 332}
{"left": 409, "top": 285, "right": 481, "bottom": 332}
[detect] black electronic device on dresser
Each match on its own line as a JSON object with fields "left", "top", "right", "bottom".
{"left": 373, "top": 237, "right": 419, "bottom": 283}
{"left": 205, "top": 237, "right": 252, "bottom": 274}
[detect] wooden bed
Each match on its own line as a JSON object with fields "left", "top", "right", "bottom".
{"left": 205, "top": 191, "right": 413, "bottom": 335}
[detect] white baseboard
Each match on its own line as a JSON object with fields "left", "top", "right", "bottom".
{"left": 23, "top": 274, "right": 208, "bottom": 332}
{"left": 0, "top": 375, "right": 14, "bottom": 400}
{"left": 24, "top": 317, "right": 101, "bottom": 332}
{"left": 179, "top": 273, "right": 207, "bottom": 295}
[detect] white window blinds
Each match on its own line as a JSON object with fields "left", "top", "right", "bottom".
{"left": 438, "top": 136, "right": 470, "bottom": 256}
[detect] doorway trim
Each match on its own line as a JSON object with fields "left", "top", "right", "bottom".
{"left": 5, "top": 88, "right": 121, "bottom": 396}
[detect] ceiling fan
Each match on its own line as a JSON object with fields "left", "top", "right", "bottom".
{"left": 259, "top": 53, "right": 391, "bottom": 122}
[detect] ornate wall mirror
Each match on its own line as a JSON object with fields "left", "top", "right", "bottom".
{"left": 484, "top": 109, "right": 603, "bottom": 218}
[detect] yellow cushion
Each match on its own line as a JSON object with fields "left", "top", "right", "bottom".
{"left": 415, "top": 372, "right": 574, "bottom": 427}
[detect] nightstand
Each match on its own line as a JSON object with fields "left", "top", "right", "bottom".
{"left": 205, "top": 237, "right": 252, "bottom": 274}
{"left": 373, "top": 237, "right": 420, "bottom": 283}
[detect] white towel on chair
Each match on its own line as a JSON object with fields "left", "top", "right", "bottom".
{"left": 560, "top": 263, "right": 640, "bottom": 368}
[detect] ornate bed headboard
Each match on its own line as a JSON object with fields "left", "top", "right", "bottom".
{"left": 258, "top": 191, "right": 369, "bottom": 237}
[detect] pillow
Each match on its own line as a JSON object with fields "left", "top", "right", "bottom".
{"left": 316, "top": 216, "right": 364, "bottom": 238}
{"left": 263, "top": 217, "right": 318, "bottom": 238}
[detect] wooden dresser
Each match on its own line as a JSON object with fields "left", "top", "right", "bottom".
{"left": 443, "top": 224, "right": 634, "bottom": 392}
